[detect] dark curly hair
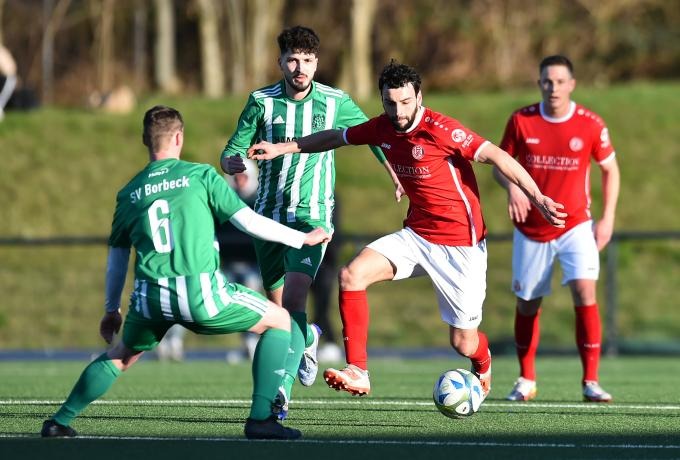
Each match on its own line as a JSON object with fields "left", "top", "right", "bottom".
{"left": 378, "top": 60, "right": 421, "bottom": 95}
{"left": 277, "top": 26, "right": 320, "bottom": 55}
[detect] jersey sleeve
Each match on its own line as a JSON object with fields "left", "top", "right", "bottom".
{"left": 107, "top": 192, "right": 132, "bottom": 248}
{"left": 438, "top": 117, "right": 488, "bottom": 161}
{"left": 335, "top": 94, "right": 386, "bottom": 163}
{"left": 204, "top": 167, "right": 248, "bottom": 225}
{"left": 499, "top": 114, "right": 519, "bottom": 157}
{"left": 344, "top": 117, "right": 380, "bottom": 148}
{"left": 591, "top": 119, "right": 615, "bottom": 164}
{"left": 221, "top": 94, "right": 262, "bottom": 160}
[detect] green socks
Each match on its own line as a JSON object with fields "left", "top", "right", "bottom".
{"left": 250, "top": 328, "right": 292, "bottom": 420}
{"left": 280, "top": 312, "right": 309, "bottom": 399}
{"left": 52, "top": 353, "right": 121, "bottom": 427}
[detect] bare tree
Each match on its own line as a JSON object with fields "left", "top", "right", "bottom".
{"left": 196, "top": 0, "right": 224, "bottom": 98}
{"left": 248, "top": 0, "right": 283, "bottom": 88}
{"left": 349, "top": 0, "right": 377, "bottom": 100}
{"left": 225, "top": 0, "right": 246, "bottom": 93}
{"left": 91, "top": 0, "right": 115, "bottom": 92}
{"left": 153, "top": 0, "right": 181, "bottom": 93}
{"left": 133, "top": 2, "right": 148, "bottom": 92}
{"left": 41, "top": 0, "right": 71, "bottom": 104}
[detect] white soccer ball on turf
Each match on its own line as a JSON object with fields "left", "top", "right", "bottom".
{"left": 433, "top": 368, "right": 484, "bottom": 418}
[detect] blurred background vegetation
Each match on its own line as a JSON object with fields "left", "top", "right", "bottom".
{"left": 0, "top": 0, "right": 678, "bottom": 352}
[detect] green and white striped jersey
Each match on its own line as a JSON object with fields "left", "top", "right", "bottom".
{"left": 108, "top": 159, "right": 246, "bottom": 321}
{"left": 222, "top": 80, "right": 385, "bottom": 228}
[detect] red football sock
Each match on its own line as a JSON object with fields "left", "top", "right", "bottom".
{"left": 515, "top": 308, "right": 541, "bottom": 381}
{"left": 575, "top": 303, "right": 601, "bottom": 383}
{"left": 469, "top": 331, "right": 491, "bottom": 375}
{"left": 339, "top": 290, "right": 369, "bottom": 370}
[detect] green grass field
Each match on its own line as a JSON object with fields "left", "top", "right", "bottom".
{"left": 1, "top": 356, "right": 679, "bottom": 459}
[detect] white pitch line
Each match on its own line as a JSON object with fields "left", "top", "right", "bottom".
{"left": 0, "top": 433, "right": 678, "bottom": 450}
{"left": 2, "top": 399, "right": 680, "bottom": 411}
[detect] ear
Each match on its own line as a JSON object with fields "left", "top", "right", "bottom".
{"left": 416, "top": 90, "right": 423, "bottom": 106}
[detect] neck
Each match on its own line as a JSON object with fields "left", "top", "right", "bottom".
{"left": 543, "top": 100, "right": 571, "bottom": 119}
{"left": 285, "top": 81, "right": 312, "bottom": 101}
{"left": 150, "top": 150, "right": 179, "bottom": 162}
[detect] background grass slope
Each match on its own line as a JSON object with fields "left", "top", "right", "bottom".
{"left": 0, "top": 82, "right": 679, "bottom": 349}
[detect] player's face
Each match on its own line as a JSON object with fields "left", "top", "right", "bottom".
{"left": 381, "top": 83, "right": 422, "bottom": 132}
{"left": 538, "top": 65, "right": 575, "bottom": 117}
{"left": 279, "top": 50, "right": 318, "bottom": 97}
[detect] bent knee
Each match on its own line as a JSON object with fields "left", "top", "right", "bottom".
{"left": 266, "top": 305, "right": 291, "bottom": 330}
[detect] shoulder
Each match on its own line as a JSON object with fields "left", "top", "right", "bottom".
{"left": 314, "top": 81, "right": 347, "bottom": 100}
{"left": 573, "top": 103, "right": 608, "bottom": 128}
{"left": 422, "top": 108, "right": 466, "bottom": 135}
{"left": 251, "top": 81, "right": 284, "bottom": 100}
{"left": 512, "top": 103, "right": 541, "bottom": 120}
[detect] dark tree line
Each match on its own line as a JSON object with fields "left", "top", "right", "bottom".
{"left": 1, "top": 0, "right": 678, "bottom": 107}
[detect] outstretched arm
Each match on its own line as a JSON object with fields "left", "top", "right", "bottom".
{"left": 229, "top": 207, "right": 331, "bottom": 248}
{"left": 248, "top": 129, "right": 346, "bottom": 160}
{"left": 479, "top": 143, "right": 567, "bottom": 227}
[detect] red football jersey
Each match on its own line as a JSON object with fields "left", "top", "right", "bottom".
{"left": 345, "top": 107, "right": 490, "bottom": 246}
{"left": 500, "top": 101, "right": 615, "bottom": 242}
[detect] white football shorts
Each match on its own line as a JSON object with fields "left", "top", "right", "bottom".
{"left": 366, "top": 227, "right": 487, "bottom": 329}
{"left": 512, "top": 220, "right": 600, "bottom": 301}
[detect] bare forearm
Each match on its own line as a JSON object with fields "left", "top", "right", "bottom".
{"left": 600, "top": 161, "right": 620, "bottom": 222}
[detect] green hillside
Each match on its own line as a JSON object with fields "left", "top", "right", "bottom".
{"left": 0, "top": 81, "right": 679, "bottom": 349}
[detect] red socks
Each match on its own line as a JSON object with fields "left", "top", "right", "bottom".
{"left": 575, "top": 303, "right": 601, "bottom": 383}
{"left": 469, "top": 331, "right": 491, "bottom": 375}
{"left": 339, "top": 290, "right": 370, "bottom": 370}
{"left": 515, "top": 308, "right": 541, "bottom": 381}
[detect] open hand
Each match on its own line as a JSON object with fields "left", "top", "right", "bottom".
{"left": 535, "top": 196, "right": 567, "bottom": 228}
{"left": 304, "top": 227, "right": 332, "bottom": 246}
{"left": 247, "top": 142, "right": 286, "bottom": 160}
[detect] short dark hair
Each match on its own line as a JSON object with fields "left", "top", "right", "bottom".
{"left": 277, "top": 26, "right": 320, "bottom": 55}
{"left": 539, "top": 55, "right": 574, "bottom": 76}
{"left": 378, "top": 60, "right": 421, "bottom": 95}
{"left": 142, "top": 105, "right": 184, "bottom": 152}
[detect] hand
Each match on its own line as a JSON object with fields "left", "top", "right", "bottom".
{"left": 507, "top": 183, "right": 532, "bottom": 223}
{"left": 594, "top": 218, "right": 614, "bottom": 251}
{"left": 221, "top": 155, "right": 246, "bottom": 175}
{"left": 247, "top": 142, "right": 285, "bottom": 160}
{"left": 100, "top": 310, "right": 122, "bottom": 344}
{"left": 394, "top": 182, "right": 405, "bottom": 203}
{"left": 304, "top": 227, "right": 332, "bottom": 246}
{"left": 534, "top": 195, "right": 567, "bottom": 228}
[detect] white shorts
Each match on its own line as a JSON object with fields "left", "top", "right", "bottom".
{"left": 512, "top": 220, "right": 599, "bottom": 301}
{"left": 367, "top": 227, "right": 487, "bottom": 329}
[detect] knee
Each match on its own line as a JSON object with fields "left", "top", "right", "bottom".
{"left": 339, "top": 264, "right": 364, "bottom": 290}
{"left": 449, "top": 333, "right": 477, "bottom": 357}
{"left": 268, "top": 305, "right": 291, "bottom": 330}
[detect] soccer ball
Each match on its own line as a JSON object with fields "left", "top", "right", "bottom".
{"left": 433, "top": 368, "right": 484, "bottom": 418}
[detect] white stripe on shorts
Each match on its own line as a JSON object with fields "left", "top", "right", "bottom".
{"left": 232, "top": 291, "right": 268, "bottom": 315}
{"left": 158, "top": 278, "right": 174, "bottom": 320}
{"left": 175, "top": 276, "right": 193, "bottom": 322}
{"left": 200, "top": 273, "right": 220, "bottom": 318}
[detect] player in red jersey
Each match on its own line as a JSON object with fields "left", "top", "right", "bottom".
{"left": 248, "top": 61, "right": 566, "bottom": 399}
{"left": 494, "top": 55, "right": 620, "bottom": 403}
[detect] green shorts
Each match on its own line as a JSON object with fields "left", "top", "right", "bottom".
{"left": 254, "top": 220, "right": 330, "bottom": 291}
{"left": 122, "top": 282, "right": 269, "bottom": 352}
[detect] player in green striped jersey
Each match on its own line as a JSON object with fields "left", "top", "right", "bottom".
{"left": 221, "top": 26, "right": 402, "bottom": 418}
{"left": 41, "top": 106, "right": 330, "bottom": 440}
